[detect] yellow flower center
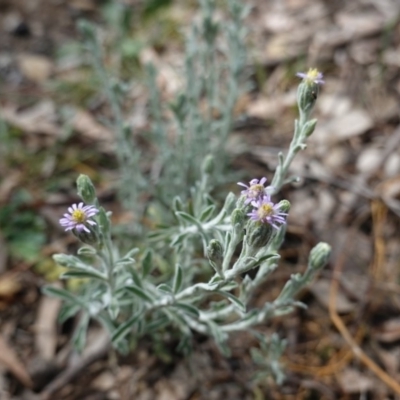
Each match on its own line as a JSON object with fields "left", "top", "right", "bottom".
{"left": 72, "top": 209, "right": 86, "bottom": 223}
{"left": 306, "top": 68, "right": 319, "bottom": 82}
{"left": 250, "top": 184, "right": 263, "bottom": 196}
{"left": 258, "top": 203, "right": 273, "bottom": 219}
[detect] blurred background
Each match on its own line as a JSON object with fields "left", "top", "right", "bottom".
{"left": 1, "top": 0, "right": 400, "bottom": 399}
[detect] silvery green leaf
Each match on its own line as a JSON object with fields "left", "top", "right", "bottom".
{"left": 207, "top": 320, "right": 230, "bottom": 356}
{"left": 172, "top": 196, "right": 184, "bottom": 212}
{"left": 59, "top": 303, "right": 80, "bottom": 323}
{"left": 172, "top": 264, "right": 183, "bottom": 294}
{"left": 125, "top": 285, "right": 154, "bottom": 303}
{"left": 215, "top": 290, "right": 246, "bottom": 313}
{"left": 208, "top": 275, "right": 224, "bottom": 285}
{"left": 53, "top": 254, "right": 82, "bottom": 269}
{"left": 175, "top": 211, "right": 204, "bottom": 232}
{"left": 141, "top": 249, "right": 153, "bottom": 278}
{"left": 173, "top": 302, "right": 200, "bottom": 319}
{"left": 98, "top": 206, "right": 111, "bottom": 233}
{"left": 61, "top": 269, "right": 107, "bottom": 281}
{"left": 219, "top": 281, "right": 238, "bottom": 291}
{"left": 162, "top": 308, "right": 191, "bottom": 336}
{"left": 145, "top": 315, "right": 169, "bottom": 333}
{"left": 111, "top": 311, "right": 143, "bottom": 344}
{"left": 116, "top": 257, "right": 135, "bottom": 267}
{"left": 72, "top": 313, "right": 90, "bottom": 354}
{"left": 122, "top": 247, "right": 140, "bottom": 259}
{"left": 170, "top": 232, "right": 187, "bottom": 247}
{"left": 126, "top": 264, "right": 142, "bottom": 287}
{"left": 199, "top": 204, "right": 215, "bottom": 222}
{"left": 157, "top": 283, "right": 173, "bottom": 293}
{"left": 256, "top": 253, "right": 279, "bottom": 264}
{"left": 108, "top": 297, "right": 120, "bottom": 320}
{"left": 77, "top": 246, "right": 97, "bottom": 256}
{"left": 42, "top": 286, "right": 86, "bottom": 308}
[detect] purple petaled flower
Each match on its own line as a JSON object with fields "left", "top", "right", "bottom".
{"left": 238, "top": 177, "right": 272, "bottom": 204}
{"left": 296, "top": 68, "right": 325, "bottom": 85}
{"left": 59, "top": 202, "right": 99, "bottom": 233}
{"left": 247, "top": 195, "right": 287, "bottom": 229}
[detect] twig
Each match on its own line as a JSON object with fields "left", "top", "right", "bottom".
{"left": 329, "top": 216, "right": 400, "bottom": 395}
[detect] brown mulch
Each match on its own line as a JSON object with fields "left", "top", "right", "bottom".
{"left": 1, "top": 0, "right": 400, "bottom": 399}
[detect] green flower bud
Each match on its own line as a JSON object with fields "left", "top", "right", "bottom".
{"left": 309, "top": 242, "right": 331, "bottom": 270}
{"left": 297, "top": 81, "right": 319, "bottom": 118}
{"left": 77, "top": 174, "right": 97, "bottom": 204}
{"left": 207, "top": 239, "right": 224, "bottom": 277}
{"left": 277, "top": 199, "right": 291, "bottom": 214}
{"left": 246, "top": 220, "right": 274, "bottom": 250}
{"left": 231, "top": 208, "right": 245, "bottom": 228}
{"left": 302, "top": 119, "right": 317, "bottom": 137}
{"left": 73, "top": 225, "right": 102, "bottom": 247}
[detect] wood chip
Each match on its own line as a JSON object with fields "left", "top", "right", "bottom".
{"left": 34, "top": 287, "right": 62, "bottom": 360}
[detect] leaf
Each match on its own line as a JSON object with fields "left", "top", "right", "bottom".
{"left": 172, "top": 264, "right": 183, "bottom": 293}
{"left": 42, "top": 286, "right": 86, "bottom": 308}
{"left": 207, "top": 320, "right": 230, "bottom": 356}
{"left": 125, "top": 285, "right": 154, "bottom": 303}
{"left": 72, "top": 313, "right": 90, "bottom": 353}
{"left": 199, "top": 204, "right": 216, "bottom": 222}
{"left": 126, "top": 264, "right": 143, "bottom": 287}
{"left": 141, "top": 249, "right": 153, "bottom": 278}
{"left": 173, "top": 302, "right": 200, "bottom": 318}
{"left": 111, "top": 311, "right": 143, "bottom": 344}
{"left": 172, "top": 196, "right": 184, "bottom": 212}
{"left": 98, "top": 206, "right": 111, "bottom": 233}
{"left": 145, "top": 315, "right": 169, "bottom": 333}
{"left": 60, "top": 269, "right": 107, "bottom": 281}
{"left": 215, "top": 290, "right": 246, "bottom": 312}
{"left": 123, "top": 247, "right": 140, "bottom": 259}
{"left": 77, "top": 246, "right": 97, "bottom": 256}
{"left": 175, "top": 211, "right": 204, "bottom": 232}
{"left": 170, "top": 232, "right": 187, "bottom": 247}
{"left": 157, "top": 283, "right": 173, "bottom": 293}
{"left": 59, "top": 303, "right": 80, "bottom": 323}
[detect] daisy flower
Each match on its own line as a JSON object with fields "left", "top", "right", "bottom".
{"left": 59, "top": 202, "right": 99, "bottom": 233}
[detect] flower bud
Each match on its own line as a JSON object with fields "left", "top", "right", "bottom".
{"left": 246, "top": 220, "right": 274, "bottom": 250}
{"left": 309, "top": 242, "right": 331, "bottom": 270}
{"left": 73, "top": 225, "right": 102, "bottom": 247}
{"left": 297, "top": 81, "right": 319, "bottom": 118}
{"left": 302, "top": 119, "right": 317, "bottom": 137}
{"left": 231, "top": 208, "right": 245, "bottom": 228}
{"left": 207, "top": 239, "right": 224, "bottom": 277}
{"left": 77, "top": 174, "right": 97, "bottom": 204}
{"left": 277, "top": 199, "right": 291, "bottom": 214}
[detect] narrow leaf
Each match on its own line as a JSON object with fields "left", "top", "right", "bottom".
{"left": 215, "top": 290, "right": 246, "bottom": 313}
{"left": 125, "top": 285, "right": 154, "bottom": 303}
{"left": 141, "top": 249, "right": 153, "bottom": 278}
{"left": 60, "top": 269, "right": 107, "bottom": 281}
{"left": 42, "top": 286, "right": 85, "bottom": 307}
{"left": 173, "top": 302, "right": 200, "bottom": 318}
{"left": 175, "top": 211, "right": 204, "bottom": 232}
{"left": 173, "top": 264, "right": 183, "bottom": 294}
{"left": 111, "top": 311, "right": 143, "bottom": 343}
{"left": 199, "top": 204, "right": 216, "bottom": 222}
